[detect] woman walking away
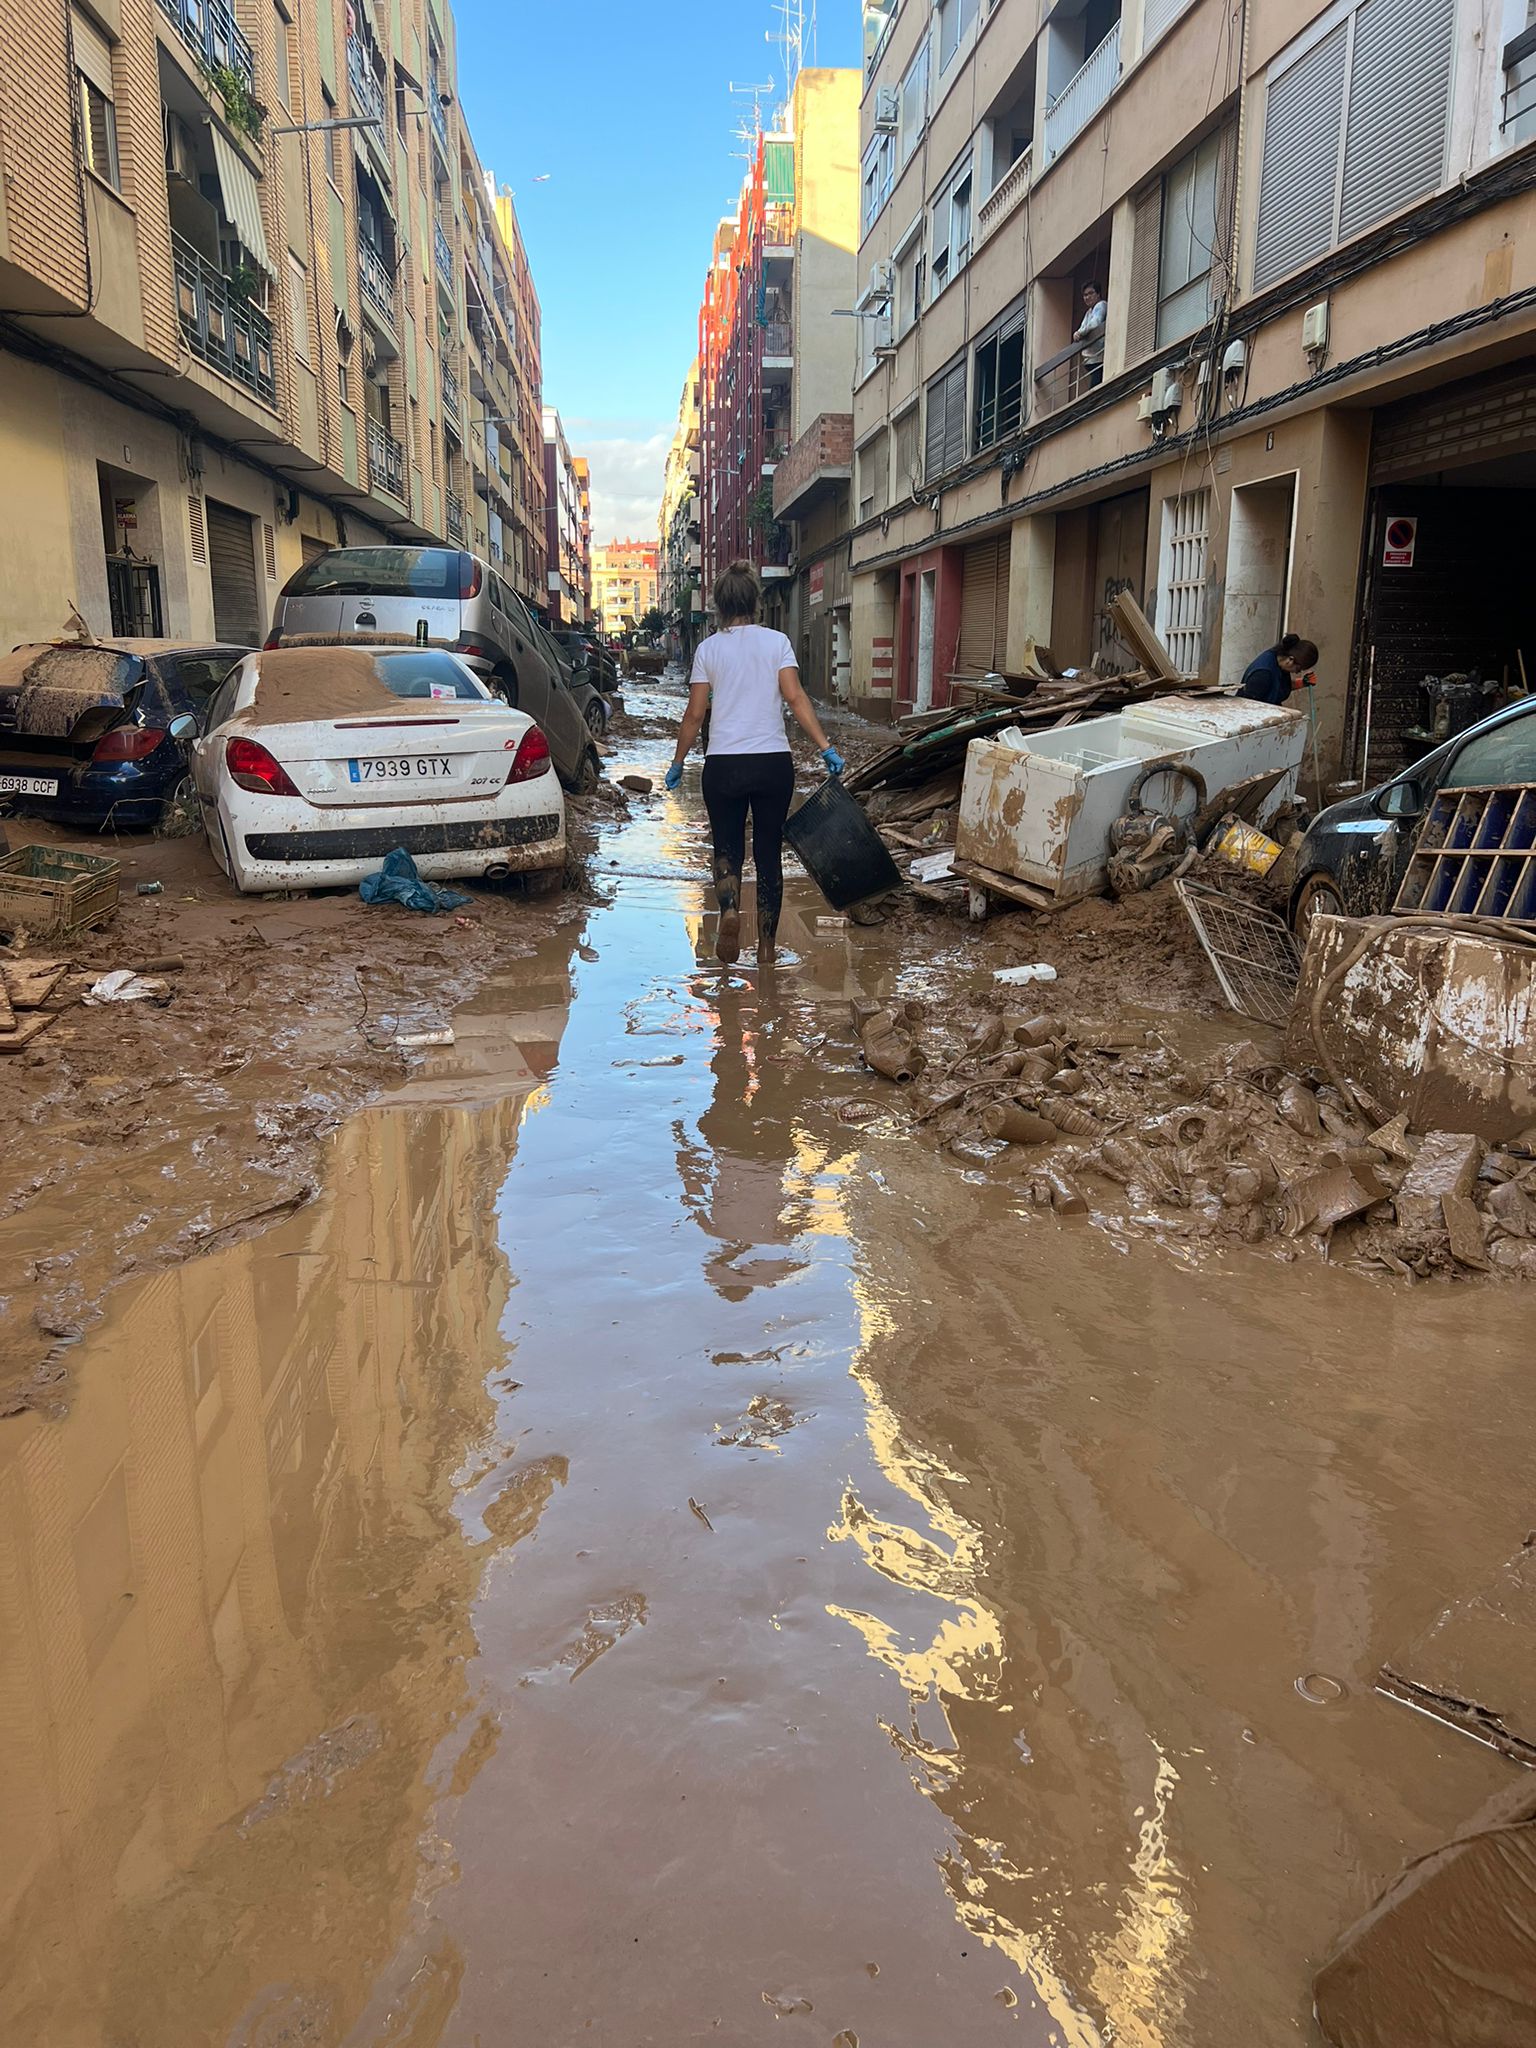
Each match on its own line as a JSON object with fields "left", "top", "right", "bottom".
{"left": 1239, "top": 631, "right": 1318, "bottom": 706}
{"left": 666, "top": 559, "right": 844, "bottom": 966}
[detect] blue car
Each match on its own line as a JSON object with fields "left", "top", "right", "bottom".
{"left": 0, "top": 639, "right": 250, "bottom": 831}
{"left": 1289, "top": 694, "right": 1536, "bottom": 932}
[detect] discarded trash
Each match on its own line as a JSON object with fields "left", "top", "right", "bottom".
{"left": 84, "top": 969, "right": 168, "bottom": 1004}
{"left": 854, "top": 1000, "right": 926, "bottom": 1084}
{"left": 0, "top": 843, "right": 119, "bottom": 938}
{"left": 1379, "top": 1533, "right": 1536, "bottom": 1764}
{"left": 359, "top": 847, "right": 471, "bottom": 914}
{"left": 1294, "top": 1672, "right": 1347, "bottom": 1705}
{"left": 909, "top": 848, "right": 956, "bottom": 884}
{"left": 395, "top": 1027, "right": 456, "bottom": 1048}
{"left": 1175, "top": 878, "right": 1302, "bottom": 1026}
{"left": 1214, "top": 817, "right": 1283, "bottom": 876}
{"left": 135, "top": 879, "right": 164, "bottom": 896}
{"left": 784, "top": 779, "right": 902, "bottom": 911}
{"left": 687, "top": 1497, "right": 714, "bottom": 1531}
{"left": 981, "top": 1103, "right": 1057, "bottom": 1145}
{"left": 994, "top": 963, "right": 1057, "bottom": 986}
{"left": 815, "top": 914, "right": 848, "bottom": 930}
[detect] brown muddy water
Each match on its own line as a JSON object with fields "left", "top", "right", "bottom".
{"left": 2, "top": 699, "right": 1530, "bottom": 2047}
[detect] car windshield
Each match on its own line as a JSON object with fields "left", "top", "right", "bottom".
{"left": 374, "top": 652, "right": 488, "bottom": 702}
{"left": 170, "top": 654, "right": 240, "bottom": 699}
{"left": 1441, "top": 708, "right": 1536, "bottom": 789}
{"left": 281, "top": 548, "right": 468, "bottom": 599}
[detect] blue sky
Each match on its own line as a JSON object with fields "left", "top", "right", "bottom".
{"left": 451, "top": 0, "right": 861, "bottom": 543}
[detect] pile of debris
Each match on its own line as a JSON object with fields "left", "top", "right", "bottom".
{"left": 846, "top": 997, "right": 1536, "bottom": 1279}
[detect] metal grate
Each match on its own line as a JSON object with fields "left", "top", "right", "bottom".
{"left": 1159, "top": 488, "right": 1210, "bottom": 675}
{"left": 1394, "top": 784, "right": 1536, "bottom": 923}
{"left": 1176, "top": 879, "right": 1303, "bottom": 1026}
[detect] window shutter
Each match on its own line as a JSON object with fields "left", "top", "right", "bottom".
{"left": 188, "top": 494, "right": 207, "bottom": 566}
{"left": 924, "top": 375, "right": 947, "bottom": 478}
{"left": 942, "top": 360, "right": 967, "bottom": 470}
{"left": 958, "top": 535, "right": 1011, "bottom": 673}
{"left": 1339, "top": 0, "right": 1455, "bottom": 239}
{"left": 1252, "top": 22, "right": 1348, "bottom": 290}
{"left": 1142, "top": 0, "right": 1194, "bottom": 47}
{"left": 71, "top": 9, "right": 114, "bottom": 96}
{"left": 1124, "top": 184, "right": 1162, "bottom": 364}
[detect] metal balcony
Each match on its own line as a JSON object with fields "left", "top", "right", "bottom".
{"left": 1043, "top": 22, "right": 1121, "bottom": 165}
{"left": 366, "top": 416, "right": 406, "bottom": 503}
{"left": 978, "top": 147, "right": 1032, "bottom": 248}
{"left": 428, "top": 73, "right": 450, "bottom": 157}
{"left": 442, "top": 361, "right": 462, "bottom": 423}
{"left": 157, "top": 0, "right": 255, "bottom": 97}
{"left": 347, "top": 37, "right": 386, "bottom": 131}
{"left": 434, "top": 222, "right": 455, "bottom": 288}
{"left": 172, "top": 232, "right": 275, "bottom": 405}
{"left": 446, "top": 490, "right": 466, "bottom": 542}
{"left": 357, "top": 235, "right": 396, "bottom": 326}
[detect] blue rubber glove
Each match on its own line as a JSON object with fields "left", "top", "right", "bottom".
{"left": 664, "top": 760, "right": 684, "bottom": 791}
{"left": 822, "top": 746, "right": 846, "bottom": 778}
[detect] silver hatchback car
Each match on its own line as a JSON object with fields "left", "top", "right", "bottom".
{"left": 268, "top": 545, "right": 602, "bottom": 790}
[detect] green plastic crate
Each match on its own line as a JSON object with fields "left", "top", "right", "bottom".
{"left": 0, "top": 845, "right": 120, "bottom": 937}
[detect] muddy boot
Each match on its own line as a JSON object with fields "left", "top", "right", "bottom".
{"left": 714, "top": 865, "right": 742, "bottom": 965}
{"left": 758, "top": 934, "right": 777, "bottom": 965}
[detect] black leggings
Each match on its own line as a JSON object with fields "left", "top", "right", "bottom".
{"left": 702, "top": 751, "right": 795, "bottom": 941}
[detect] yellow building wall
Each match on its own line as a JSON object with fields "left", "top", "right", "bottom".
{"left": 0, "top": 355, "right": 78, "bottom": 650}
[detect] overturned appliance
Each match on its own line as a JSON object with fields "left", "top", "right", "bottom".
{"left": 953, "top": 694, "right": 1306, "bottom": 912}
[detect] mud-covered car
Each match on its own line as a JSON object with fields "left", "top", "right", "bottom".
{"left": 551, "top": 628, "right": 621, "bottom": 699}
{"left": 0, "top": 640, "right": 248, "bottom": 830}
{"left": 1289, "top": 695, "right": 1536, "bottom": 932}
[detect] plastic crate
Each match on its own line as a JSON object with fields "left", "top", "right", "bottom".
{"left": 0, "top": 845, "right": 120, "bottom": 937}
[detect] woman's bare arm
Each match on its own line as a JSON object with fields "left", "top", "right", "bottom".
{"left": 670, "top": 682, "right": 711, "bottom": 772}
{"left": 778, "top": 667, "right": 830, "bottom": 751}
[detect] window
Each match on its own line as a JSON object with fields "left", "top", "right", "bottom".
{"left": 286, "top": 256, "right": 311, "bottom": 364}
{"left": 1156, "top": 489, "right": 1211, "bottom": 675}
{"left": 857, "top": 432, "right": 890, "bottom": 521}
{"left": 924, "top": 359, "right": 967, "bottom": 479}
{"left": 862, "top": 130, "right": 895, "bottom": 233}
{"left": 1443, "top": 712, "right": 1536, "bottom": 789}
{"left": 1157, "top": 130, "right": 1224, "bottom": 346}
{"left": 274, "top": 6, "right": 293, "bottom": 109}
{"left": 899, "top": 38, "right": 929, "bottom": 164}
{"left": 894, "top": 223, "right": 925, "bottom": 336}
{"left": 324, "top": 90, "right": 344, "bottom": 185}
{"left": 939, "top": 0, "right": 980, "bottom": 71}
{"left": 973, "top": 304, "right": 1027, "bottom": 450}
{"left": 1501, "top": 17, "right": 1536, "bottom": 143}
{"left": 338, "top": 361, "right": 351, "bottom": 404}
{"left": 893, "top": 405, "right": 921, "bottom": 498}
{"left": 930, "top": 160, "right": 972, "bottom": 299}
{"left": 1252, "top": 0, "right": 1456, "bottom": 291}
{"left": 72, "top": 11, "right": 119, "bottom": 191}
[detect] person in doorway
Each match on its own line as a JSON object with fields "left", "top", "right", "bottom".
{"left": 666, "top": 558, "right": 844, "bottom": 967}
{"left": 1074, "top": 282, "right": 1107, "bottom": 389}
{"left": 1239, "top": 632, "right": 1319, "bottom": 706}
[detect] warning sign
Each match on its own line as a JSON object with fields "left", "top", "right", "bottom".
{"left": 1382, "top": 515, "right": 1417, "bottom": 569}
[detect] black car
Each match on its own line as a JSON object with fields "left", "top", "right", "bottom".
{"left": 551, "top": 628, "right": 620, "bottom": 698}
{"left": 1289, "top": 694, "right": 1536, "bottom": 931}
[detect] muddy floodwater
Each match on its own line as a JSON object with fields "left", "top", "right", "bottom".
{"left": 2, "top": 695, "right": 1529, "bottom": 2047}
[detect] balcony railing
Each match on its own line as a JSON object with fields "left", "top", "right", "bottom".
{"left": 172, "top": 232, "right": 276, "bottom": 405}
{"left": 428, "top": 73, "right": 450, "bottom": 156}
{"left": 366, "top": 416, "right": 406, "bottom": 502}
{"left": 764, "top": 203, "right": 794, "bottom": 248}
{"left": 761, "top": 321, "right": 793, "bottom": 360}
{"left": 157, "top": 0, "right": 255, "bottom": 96}
{"left": 1043, "top": 22, "right": 1121, "bottom": 164}
{"left": 357, "top": 236, "right": 396, "bottom": 326}
{"left": 347, "top": 37, "right": 386, "bottom": 131}
{"left": 442, "top": 361, "right": 461, "bottom": 422}
{"left": 433, "top": 221, "right": 455, "bottom": 287}
{"left": 978, "top": 147, "right": 1032, "bottom": 248}
{"left": 445, "top": 489, "right": 465, "bottom": 542}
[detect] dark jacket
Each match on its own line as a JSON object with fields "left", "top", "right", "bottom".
{"left": 1239, "top": 647, "right": 1293, "bottom": 706}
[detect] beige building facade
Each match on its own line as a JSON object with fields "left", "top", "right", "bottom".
{"left": 592, "top": 538, "right": 658, "bottom": 638}
{"left": 0, "top": 0, "right": 546, "bottom": 656}
{"left": 658, "top": 360, "right": 702, "bottom": 653}
{"left": 850, "top": 0, "right": 1536, "bottom": 778}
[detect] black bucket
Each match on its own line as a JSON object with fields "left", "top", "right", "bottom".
{"left": 784, "top": 778, "right": 903, "bottom": 912}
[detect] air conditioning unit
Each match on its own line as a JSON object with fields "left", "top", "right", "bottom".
{"left": 1137, "top": 392, "right": 1156, "bottom": 423}
{"left": 866, "top": 258, "right": 894, "bottom": 303}
{"left": 873, "top": 85, "right": 899, "bottom": 132}
{"left": 1150, "top": 368, "right": 1183, "bottom": 413}
{"left": 1301, "top": 300, "right": 1330, "bottom": 354}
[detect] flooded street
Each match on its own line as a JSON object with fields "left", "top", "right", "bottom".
{"left": 2, "top": 690, "right": 1528, "bottom": 2047}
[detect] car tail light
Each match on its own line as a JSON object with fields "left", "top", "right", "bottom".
{"left": 457, "top": 638, "right": 488, "bottom": 661}
{"left": 91, "top": 726, "right": 166, "bottom": 763}
{"left": 458, "top": 554, "right": 483, "bottom": 600}
{"left": 263, "top": 632, "right": 282, "bottom": 650}
{"left": 505, "top": 728, "right": 551, "bottom": 783}
{"left": 226, "top": 734, "right": 300, "bottom": 796}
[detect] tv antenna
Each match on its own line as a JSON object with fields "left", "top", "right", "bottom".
{"left": 727, "top": 77, "right": 775, "bottom": 157}
{"left": 769, "top": 0, "right": 817, "bottom": 94}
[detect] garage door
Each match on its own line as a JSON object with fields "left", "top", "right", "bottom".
{"left": 958, "top": 533, "right": 1011, "bottom": 674}
{"left": 206, "top": 499, "right": 262, "bottom": 646}
{"left": 1370, "top": 362, "right": 1536, "bottom": 481}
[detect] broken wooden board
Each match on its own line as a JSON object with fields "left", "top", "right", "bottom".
{"left": 1378, "top": 1535, "right": 1536, "bottom": 1764}
{"left": 1109, "top": 590, "right": 1181, "bottom": 682}
{"left": 0, "top": 1011, "right": 58, "bottom": 1052}
{"left": 2, "top": 959, "right": 68, "bottom": 1009}
{"left": 952, "top": 856, "right": 1069, "bottom": 916}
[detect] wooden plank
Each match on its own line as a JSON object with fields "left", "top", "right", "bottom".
{"left": 0, "top": 978, "right": 12, "bottom": 1034}
{"left": 1109, "top": 590, "right": 1181, "bottom": 681}
{"left": 2, "top": 960, "right": 68, "bottom": 1009}
{"left": 952, "top": 857, "right": 1065, "bottom": 914}
{"left": 0, "top": 1010, "right": 57, "bottom": 1052}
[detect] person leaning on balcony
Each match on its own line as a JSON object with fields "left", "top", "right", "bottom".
{"left": 665, "top": 559, "right": 844, "bottom": 967}
{"left": 1074, "top": 282, "right": 1107, "bottom": 388}
{"left": 1239, "top": 633, "right": 1320, "bottom": 706}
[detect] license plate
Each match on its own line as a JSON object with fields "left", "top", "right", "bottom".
{"left": 0, "top": 772, "right": 60, "bottom": 796}
{"left": 347, "top": 756, "right": 454, "bottom": 783}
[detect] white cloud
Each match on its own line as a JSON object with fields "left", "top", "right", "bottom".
{"left": 572, "top": 425, "right": 671, "bottom": 545}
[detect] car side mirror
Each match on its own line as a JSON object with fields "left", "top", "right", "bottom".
{"left": 168, "top": 712, "right": 199, "bottom": 741}
{"left": 1375, "top": 778, "right": 1424, "bottom": 821}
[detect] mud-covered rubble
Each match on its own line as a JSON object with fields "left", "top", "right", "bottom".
{"left": 841, "top": 984, "right": 1536, "bottom": 1281}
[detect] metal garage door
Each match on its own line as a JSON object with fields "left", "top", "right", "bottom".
{"left": 958, "top": 534, "right": 1011, "bottom": 675}
{"left": 206, "top": 499, "right": 262, "bottom": 646}
{"left": 1370, "top": 362, "right": 1536, "bottom": 481}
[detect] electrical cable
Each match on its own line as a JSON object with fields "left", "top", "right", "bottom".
{"left": 0, "top": 3, "right": 97, "bottom": 318}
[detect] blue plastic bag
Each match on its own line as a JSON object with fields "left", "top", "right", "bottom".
{"left": 359, "top": 846, "right": 471, "bottom": 913}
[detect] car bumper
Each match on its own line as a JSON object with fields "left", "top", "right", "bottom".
{"left": 0, "top": 760, "right": 168, "bottom": 827}
{"left": 227, "top": 811, "right": 565, "bottom": 891}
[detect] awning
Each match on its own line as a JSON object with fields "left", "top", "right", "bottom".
{"left": 208, "top": 123, "right": 273, "bottom": 275}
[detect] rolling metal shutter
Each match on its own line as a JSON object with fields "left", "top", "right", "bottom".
{"left": 1370, "top": 363, "right": 1536, "bottom": 481}
{"left": 206, "top": 500, "right": 262, "bottom": 646}
{"left": 1142, "top": 0, "right": 1194, "bottom": 48}
{"left": 958, "top": 534, "right": 1011, "bottom": 674}
{"left": 1124, "top": 183, "right": 1163, "bottom": 363}
{"left": 924, "top": 360, "right": 967, "bottom": 480}
{"left": 1338, "top": 0, "right": 1455, "bottom": 240}
{"left": 1253, "top": 23, "right": 1348, "bottom": 289}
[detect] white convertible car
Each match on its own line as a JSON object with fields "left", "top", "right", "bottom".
{"left": 180, "top": 646, "right": 566, "bottom": 895}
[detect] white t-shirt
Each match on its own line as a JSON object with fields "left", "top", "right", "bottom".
{"left": 690, "top": 625, "right": 797, "bottom": 756}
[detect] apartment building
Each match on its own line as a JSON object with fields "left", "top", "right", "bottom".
{"left": 592, "top": 538, "right": 658, "bottom": 639}
{"left": 850, "top": 0, "right": 1536, "bottom": 777}
{"left": 696, "top": 69, "right": 861, "bottom": 654}
{"left": 658, "top": 361, "right": 703, "bottom": 656}
{"left": 0, "top": 0, "right": 547, "bottom": 654}
{"left": 542, "top": 407, "right": 585, "bottom": 624}
{"left": 572, "top": 456, "right": 594, "bottom": 617}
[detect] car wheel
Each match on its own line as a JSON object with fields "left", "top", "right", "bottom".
{"left": 583, "top": 700, "right": 605, "bottom": 739}
{"left": 526, "top": 866, "right": 563, "bottom": 898}
{"left": 156, "top": 772, "right": 199, "bottom": 838}
{"left": 1293, "top": 872, "right": 1345, "bottom": 938}
{"left": 576, "top": 747, "right": 601, "bottom": 795}
{"left": 495, "top": 668, "right": 520, "bottom": 710}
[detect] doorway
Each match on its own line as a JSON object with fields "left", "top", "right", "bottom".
{"left": 1219, "top": 476, "right": 1296, "bottom": 691}
{"left": 915, "top": 569, "right": 936, "bottom": 712}
{"left": 206, "top": 499, "right": 262, "bottom": 645}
